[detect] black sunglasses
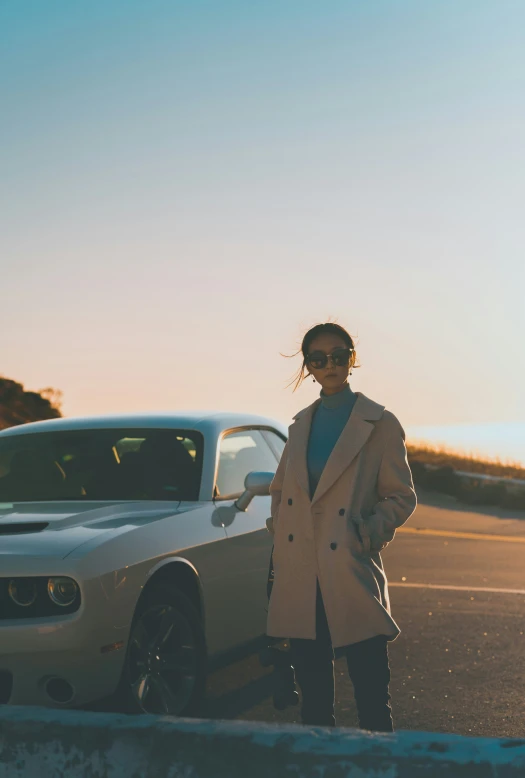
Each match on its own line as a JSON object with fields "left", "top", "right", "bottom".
{"left": 306, "top": 347, "right": 354, "bottom": 370}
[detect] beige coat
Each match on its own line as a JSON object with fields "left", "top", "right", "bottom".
{"left": 266, "top": 391, "right": 417, "bottom": 648}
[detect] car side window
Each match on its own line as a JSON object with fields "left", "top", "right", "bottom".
{"left": 215, "top": 429, "right": 278, "bottom": 499}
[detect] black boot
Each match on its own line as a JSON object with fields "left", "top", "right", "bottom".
{"left": 260, "top": 642, "right": 299, "bottom": 711}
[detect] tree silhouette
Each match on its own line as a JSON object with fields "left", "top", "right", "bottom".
{"left": 0, "top": 377, "right": 62, "bottom": 430}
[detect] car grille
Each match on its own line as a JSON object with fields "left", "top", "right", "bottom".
{"left": 0, "top": 522, "right": 49, "bottom": 534}
{"left": 0, "top": 671, "right": 13, "bottom": 704}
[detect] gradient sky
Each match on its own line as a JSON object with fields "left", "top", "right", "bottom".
{"left": 2, "top": 1, "right": 524, "bottom": 457}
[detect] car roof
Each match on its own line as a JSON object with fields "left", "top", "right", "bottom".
{"left": 0, "top": 411, "right": 288, "bottom": 438}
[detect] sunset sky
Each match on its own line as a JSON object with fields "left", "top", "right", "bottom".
{"left": 2, "top": 1, "right": 524, "bottom": 462}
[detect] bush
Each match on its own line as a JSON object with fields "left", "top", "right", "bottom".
{"left": 409, "top": 460, "right": 429, "bottom": 488}
{"left": 458, "top": 481, "right": 508, "bottom": 507}
{"left": 426, "top": 466, "right": 462, "bottom": 497}
{"left": 499, "top": 489, "right": 525, "bottom": 511}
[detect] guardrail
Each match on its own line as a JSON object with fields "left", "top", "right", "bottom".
{"left": 1, "top": 706, "right": 525, "bottom": 777}
{"left": 418, "top": 462, "right": 525, "bottom": 486}
{"left": 410, "top": 461, "right": 525, "bottom": 509}
{"left": 454, "top": 469, "right": 525, "bottom": 489}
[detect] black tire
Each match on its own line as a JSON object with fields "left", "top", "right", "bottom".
{"left": 112, "top": 583, "right": 207, "bottom": 716}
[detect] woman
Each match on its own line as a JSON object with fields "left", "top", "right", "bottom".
{"left": 266, "top": 322, "right": 417, "bottom": 730}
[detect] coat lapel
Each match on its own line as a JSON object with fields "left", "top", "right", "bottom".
{"left": 288, "top": 392, "right": 385, "bottom": 504}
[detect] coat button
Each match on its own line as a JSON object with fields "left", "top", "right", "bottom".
{"left": 288, "top": 498, "right": 293, "bottom": 505}
{"left": 330, "top": 542, "right": 337, "bottom": 550}
{"left": 288, "top": 534, "right": 294, "bottom": 542}
{"left": 339, "top": 508, "right": 345, "bottom": 516}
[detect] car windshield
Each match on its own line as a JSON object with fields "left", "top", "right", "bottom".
{"left": 0, "top": 428, "right": 204, "bottom": 502}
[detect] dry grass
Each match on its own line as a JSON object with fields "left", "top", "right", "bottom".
{"left": 407, "top": 442, "right": 525, "bottom": 480}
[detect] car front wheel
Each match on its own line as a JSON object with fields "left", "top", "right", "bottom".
{"left": 116, "top": 584, "right": 207, "bottom": 716}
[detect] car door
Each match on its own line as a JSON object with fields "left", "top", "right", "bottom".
{"left": 213, "top": 427, "right": 283, "bottom": 646}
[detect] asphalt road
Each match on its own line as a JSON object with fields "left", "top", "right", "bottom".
{"left": 204, "top": 489, "right": 525, "bottom": 738}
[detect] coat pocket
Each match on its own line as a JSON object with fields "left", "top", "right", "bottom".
{"left": 349, "top": 514, "right": 371, "bottom": 556}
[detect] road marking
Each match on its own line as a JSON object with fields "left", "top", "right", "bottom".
{"left": 398, "top": 526, "right": 525, "bottom": 543}
{"left": 390, "top": 582, "right": 525, "bottom": 595}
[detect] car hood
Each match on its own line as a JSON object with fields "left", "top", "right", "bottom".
{"left": 0, "top": 500, "right": 199, "bottom": 558}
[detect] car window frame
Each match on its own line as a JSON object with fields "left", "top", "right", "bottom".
{"left": 212, "top": 425, "right": 284, "bottom": 501}
{"left": 260, "top": 428, "right": 287, "bottom": 460}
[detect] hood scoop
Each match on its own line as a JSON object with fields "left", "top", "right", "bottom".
{"left": 0, "top": 522, "right": 49, "bottom": 535}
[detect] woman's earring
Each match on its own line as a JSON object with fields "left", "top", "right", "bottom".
{"left": 312, "top": 376, "right": 315, "bottom": 383}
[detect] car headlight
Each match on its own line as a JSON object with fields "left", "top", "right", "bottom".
{"left": 47, "top": 577, "right": 79, "bottom": 607}
{"left": 8, "top": 578, "right": 38, "bottom": 607}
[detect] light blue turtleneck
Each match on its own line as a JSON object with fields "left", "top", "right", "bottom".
{"left": 306, "top": 382, "right": 357, "bottom": 499}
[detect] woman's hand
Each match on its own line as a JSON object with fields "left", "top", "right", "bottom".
{"left": 350, "top": 515, "right": 371, "bottom": 555}
{"left": 364, "top": 417, "right": 417, "bottom": 551}
{"left": 351, "top": 514, "right": 389, "bottom": 555}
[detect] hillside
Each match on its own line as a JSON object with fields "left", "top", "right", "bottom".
{"left": 407, "top": 443, "right": 525, "bottom": 480}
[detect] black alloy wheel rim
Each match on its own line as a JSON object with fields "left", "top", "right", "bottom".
{"left": 127, "top": 603, "right": 198, "bottom": 714}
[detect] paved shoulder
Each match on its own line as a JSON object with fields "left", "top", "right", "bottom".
{"left": 405, "top": 490, "right": 525, "bottom": 538}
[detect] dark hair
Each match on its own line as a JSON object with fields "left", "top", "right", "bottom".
{"left": 284, "top": 321, "right": 360, "bottom": 392}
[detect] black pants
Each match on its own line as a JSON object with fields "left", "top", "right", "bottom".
{"left": 289, "top": 580, "right": 394, "bottom": 731}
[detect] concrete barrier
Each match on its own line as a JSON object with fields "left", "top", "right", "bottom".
{"left": 1, "top": 706, "right": 525, "bottom": 777}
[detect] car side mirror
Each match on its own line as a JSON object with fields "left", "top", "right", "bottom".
{"left": 235, "top": 471, "right": 275, "bottom": 512}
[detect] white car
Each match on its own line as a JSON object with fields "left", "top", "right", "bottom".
{"left": 0, "top": 411, "right": 286, "bottom": 715}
